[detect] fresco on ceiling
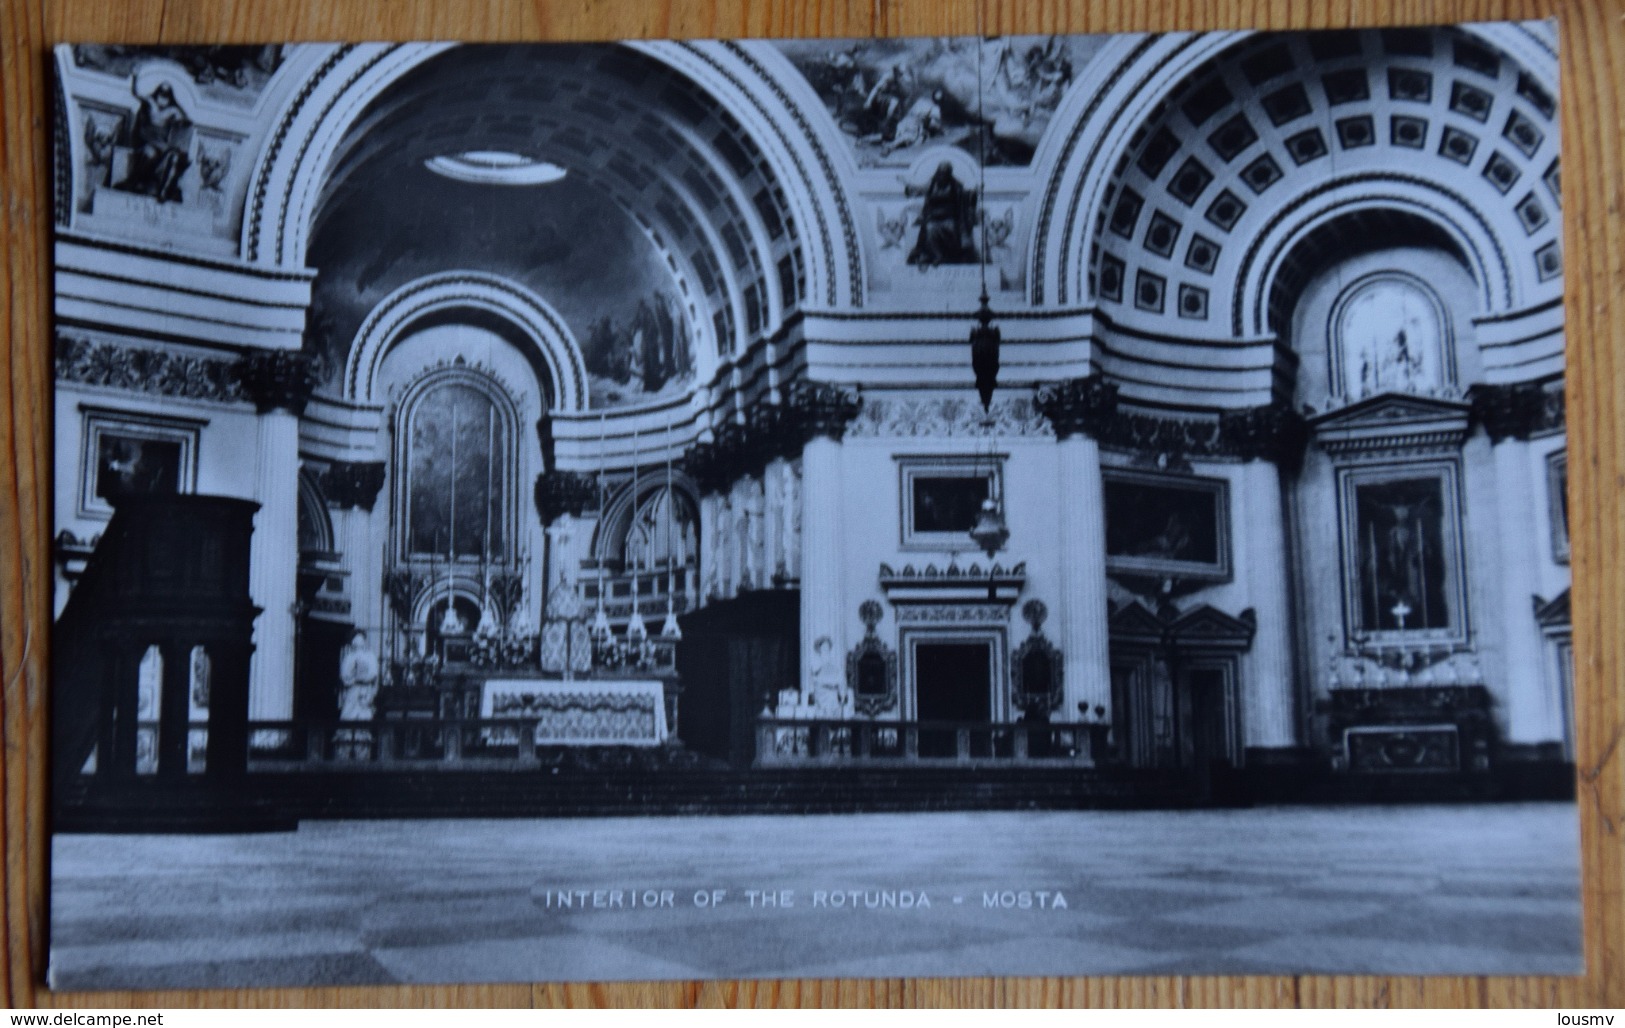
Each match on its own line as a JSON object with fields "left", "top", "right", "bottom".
{"left": 307, "top": 169, "right": 697, "bottom": 410}
{"left": 773, "top": 35, "right": 1104, "bottom": 167}
{"left": 70, "top": 45, "right": 285, "bottom": 104}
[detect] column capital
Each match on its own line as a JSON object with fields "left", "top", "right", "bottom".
{"left": 1218, "top": 401, "right": 1309, "bottom": 469}
{"left": 318, "top": 460, "right": 386, "bottom": 512}
{"left": 1034, "top": 374, "right": 1118, "bottom": 441}
{"left": 234, "top": 350, "right": 320, "bottom": 415}
{"left": 534, "top": 470, "right": 598, "bottom": 524}
{"left": 1469, "top": 380, "right": 1565, "bottom": 443}
{"left": 682, "top": 381, "right": 860, "bottom": 496}
{"left": 784, "top": 380, "right": 862, "bottom": 443}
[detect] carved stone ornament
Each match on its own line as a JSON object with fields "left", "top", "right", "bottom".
{"left": 234, "top": 350, "right": 320, "bottom": 415}
{"left": 878, "top": 561, "right": 1026, "bottom": 605}
{"left": 56, "top": 332, "right": 246, "bottom": 403}
{"left": 534, "top": 470, "right": 598, "bottom": 523}
{"left": 790, "top": 380, "right": 863, "bottom": 441}
{"left": 847, "top": 600, "right": 898, "bottom": 716}
{"left": 319, "top": 460, "right": 386, "bottom": 512}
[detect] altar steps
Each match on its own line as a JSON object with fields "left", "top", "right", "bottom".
{"left": 55, "top": 766, "right": 1197, "bottom": 833}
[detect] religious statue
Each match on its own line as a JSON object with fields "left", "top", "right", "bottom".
{"left": 119, "top": 81, "right": 193, "bottom": 204}
{"left": 785, "top": 462, "right": 802, "bottom": 579}
{"left": 743, "top": 477, "right": 767, "bottom": 590}
{"left": 808, "top": 636, "right": 850, "bottom": 717}
{"left": 807, "top": 636, "right": 852, "bottom": 756}
{"left": 904, "top": 162, "right": 978, "bottom": 267}
{"left": 714, "top": 495, "right": 736, "bottom": 597}
{"left": 337, "top": 630, "right": 380, "bottom": 722}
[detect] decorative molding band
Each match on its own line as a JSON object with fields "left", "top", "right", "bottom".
{"left": 534, "top": 470, "right": 598, "bottom": 524}
{"left": 1037, "top": 375, "right": 1308, "bottom": 468}
{"left": 684, "top": 381, "right": 859, "bottom": 495}
{"left": 235, "top": 349, "right": 320, "bottom": 415}
{"left": 895, "top": 603, "right": 1013, "bottom": 625}
{"left": 1216, "top": 402, "right": 1310, "bottom": 468}
{"left": 319, "top": 460, "right": 386, "bottom": 512}
{"left": 55, "top": 332, "right": 247, "bottom": 404}
{"left": 1469, "top": 380, "right": 1565, "bottom": 443}
{"left": 879, "top": 561, "right": 1026, "bottom": 606}
{"left": 847, "top": 396, "right": 1054, "bottom": 439}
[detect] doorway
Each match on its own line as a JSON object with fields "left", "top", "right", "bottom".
{"left": 1177, "top": 662, "right": 1240, "bottom": 802}
{"left": 913, "top": 639, "right": 994, "bottom": 757}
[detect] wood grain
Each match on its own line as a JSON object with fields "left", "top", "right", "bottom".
{"left": 3, "top": 0, "right": 1620, "bottom": 1009}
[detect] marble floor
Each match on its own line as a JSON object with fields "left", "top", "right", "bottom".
{"left": 49, "top": 803, "right": 1583, "bottom": 989}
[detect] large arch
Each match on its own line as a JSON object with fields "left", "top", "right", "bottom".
{"left": 1236, "top": 178, "right": 1506, "bottom": 338}
{"left": 241, "top": 40, "right": 863, "bottom": 323}
{"left": 344, "top": 271, "right": 588, "bottom": 412}
{"left": 1034, "top": 23, "right": 1560, "bottom": 329}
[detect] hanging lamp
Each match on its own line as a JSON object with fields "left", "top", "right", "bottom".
{"left": 966, "top": 31, "right": 1009, "bottom": 561}
{"left": 968, "top": 30, "right": 1001, "bottom": 413}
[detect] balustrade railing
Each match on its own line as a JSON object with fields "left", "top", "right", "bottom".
{"left": 754, "top": 718, "right": 1093, "bottom": 767}
{"left": 245, "top": 718, "right": 658, "bottom": 770}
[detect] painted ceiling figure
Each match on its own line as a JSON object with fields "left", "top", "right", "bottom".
{"left": 905, "top": 162, "right": 978, "bottom": 267}
{"left": 881, "top": 90, "right": 945, "bottom": 156}
{"left": 120, "top": 82, "right": 192, "bottom": 204}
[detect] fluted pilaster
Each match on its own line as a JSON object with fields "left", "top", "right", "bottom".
{"left": 1238, "top": 459, "right": 1297, "bottom": 748}
{"left": 1056, "top": 435, "right": 1111, "bottom": 722}
{"left": 800, "top": 436, "right": 845, "bottom": 694}
{"left": 1493, "top": 440, "right": 1560, "bottom": 743}
{"left": 248, "top": 409, "right": 299, "bottom": 725}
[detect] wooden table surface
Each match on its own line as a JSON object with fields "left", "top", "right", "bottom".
{"left": 2, "top": 0, "right": 1621, "bottom": 1009}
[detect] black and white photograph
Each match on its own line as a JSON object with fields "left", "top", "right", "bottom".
{"left": 47, "top": 24, "right": 1579, "bottom": 988}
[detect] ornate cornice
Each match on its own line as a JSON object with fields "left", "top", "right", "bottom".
{"left": 1034, "top": 374, "right": 1119, "bottom": 441}
{"left": 534, "top": 470, "right": 598, "bottom": 524}
{"left": 1470, "top": 380, "right": 1565, "bottom": 443}
{"left": 1037, "top": 374, "right": 1307, "bottom": 469}
{"left": 684, "top": 381, "right": 860, "bottom": 496}
{"left": 319, "top": 460, "right": 386, "bottom": 512}
{"left": 847, "top": 396, "right": 1053, "bottom": 438}
{"left": 789, "top": 380, "right": 862, "bottom": 441}
{"left": 55, "top": 332, "right": 246, "bottom": 403}
{"left": 1217, "top": 401, "right": 1310, "bottom": 469}
{"left": 234, "top": 350, "right": 320, "bottom": 415}
{"left": 878, "top": 561, "right": 1026, "bottom": 605}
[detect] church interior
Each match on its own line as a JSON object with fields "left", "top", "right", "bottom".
{"left": 48, "top": 26, "right": 1571, "bottom": 827}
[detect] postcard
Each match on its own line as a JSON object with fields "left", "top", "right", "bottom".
{"left": 47, "top": 24, "right": 1580, "bottom": 988}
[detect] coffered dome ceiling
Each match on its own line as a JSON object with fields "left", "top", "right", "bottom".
{"left": 1087, "top": 27, "right": 1561, "bottom": 337}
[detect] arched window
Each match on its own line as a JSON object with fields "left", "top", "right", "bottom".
{"left": 1330, "top": 273, "right": 1454, "bottom": 402}
{"left": 622, "top": 485, "right": 699, "bottom": 573}
{"left": 396, "top": 369, "right": 517, "bottom": 562}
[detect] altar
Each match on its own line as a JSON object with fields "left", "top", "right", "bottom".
{"left": 479, "top": 679, "right": 669, "bottom": 746}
